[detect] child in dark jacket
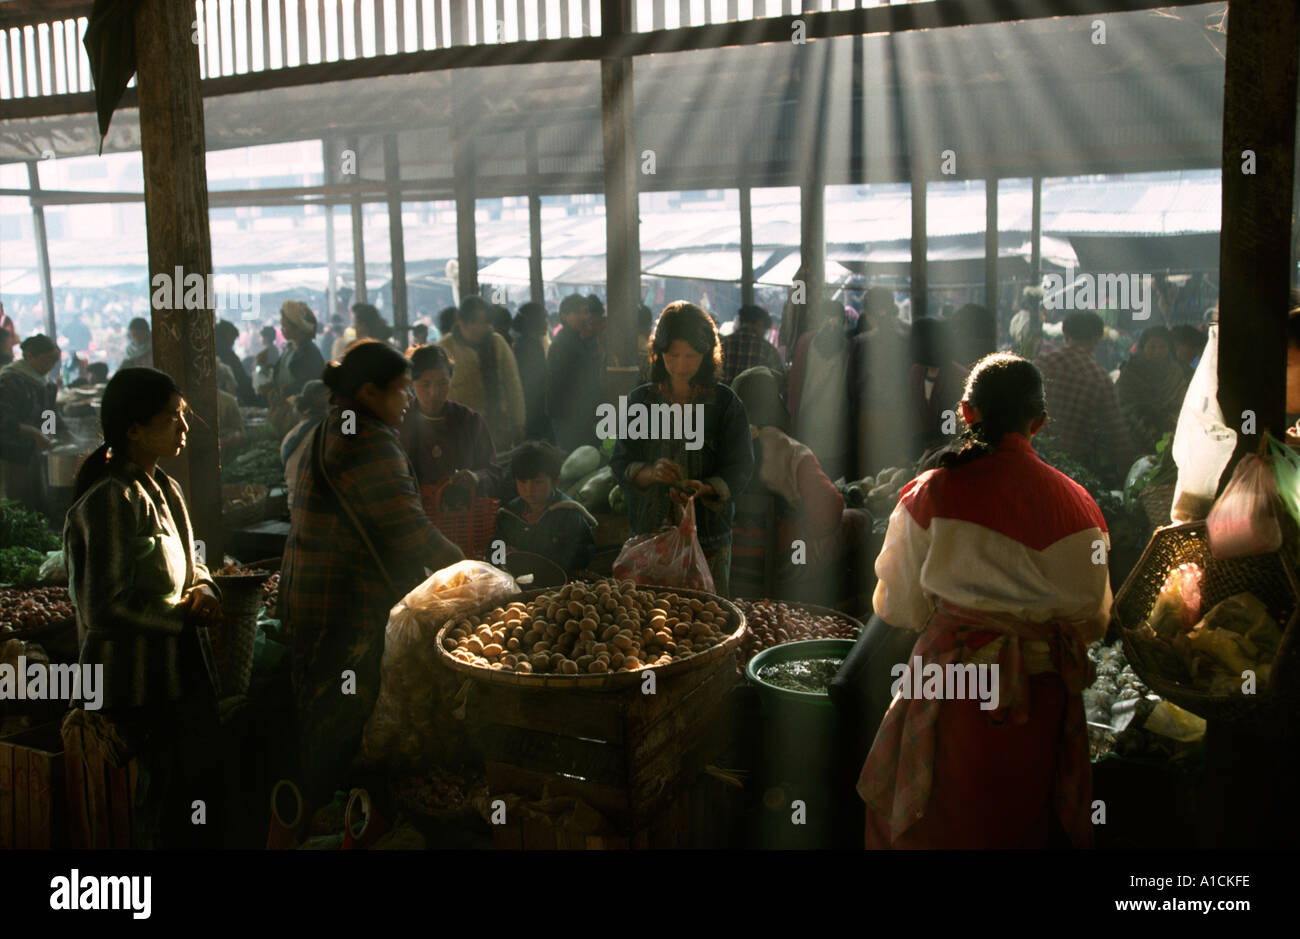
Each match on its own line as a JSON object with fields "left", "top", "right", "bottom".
{"left": 495, "top": 442, "right": 597, "bottom": 574}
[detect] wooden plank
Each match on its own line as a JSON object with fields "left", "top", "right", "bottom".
{"left": 434, "top": 0, "right": 445, "bottom": 47}
{"left": 318, "top": 0, "right": 327, "bottom": 59}
{"left": 984, "top": 176, "right": 998, "bottom": 310}
{"left": 62, "top": 725, "right": 90, "bottom": 850}
{"left": 910, "top": 173, "right": 927, "bottom": 320}
{"left": 739, "top": 184, "right": 753, "bottom": 307}
{"left": 479, "top": 723, "right": 627, "bottom": 787}
{"left": 298, "top": 0, "right": 309, "bottom": 62}
{"left": 0, "top": 738, "right": 12, "bottom": 850}
{"left": 262, "top": 0, "right": 271, "bottom": 67}
{"left": 415, "top": 0, "right": 425, "bottom": 48}
{"left": 395, "top": 0, "right": 406, "bottom": 51}
{"left": 278, "top": 0, "right": 289, "bottom": 65}
{"left": 354, "top": 0, "right": 364, "bottom": 56}
{"left": 337, "top": 0, "right": 346, "bottom": 56}
{"left": 677, "top": 0, "right": 688, "bottom": 29}
{"left": 485, "top": 760, "right": 630, "bottom": 828}
{"left": 470, "top": 681, "right": 626, "bottom": 741}
{"left": 1218, "top": 0, "right": 1299, "bottom": 458}
{"left": 516, "top": 0, "right": 526, "bottom": 41}
{"left": 383, "top": 133, "right": 409, "bottom": 348}
{"left": 27, "top": 745, "right": 51, "bottom": 850}
{"left": 13, "top": 746, "right": 29, "bottom": 850}
{"left": 1030, "top": 175, "right": 1042, "bottom": 281}
{"left": 559, "top": 0, "right": 569, "bottom": 37}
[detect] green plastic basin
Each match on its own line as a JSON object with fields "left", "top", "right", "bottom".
{"left": 745, "top": 638, "right": 855, "bottom": 711}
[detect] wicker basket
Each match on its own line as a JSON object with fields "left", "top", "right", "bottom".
{"left": 209, "top": 571, "right": 272, "bottom": 696}
{"left": 1113, "top": 521, "right": 1300, "bottom": 731}
{"left": 1137, "top": 484, "right": 1176, "bottom": 530}
{"left": 435, "top": 585, "right": 746, "bottom": 691}
{"left": 420, "top": 479, "right": 500, "bottom": 560}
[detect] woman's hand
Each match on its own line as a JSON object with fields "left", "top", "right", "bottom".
{"left": 669, "top": 479, "right": 714, "bottom": 506}
{"left": 186, "top": 585, "right": 223, "bottom": 627}
{"left": 634, "top": 459, "right": 680, "bottom": 488}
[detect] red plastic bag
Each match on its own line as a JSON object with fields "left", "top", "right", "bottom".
{"left": 1206, "top": 453, "right": 1283, "bottom": 559}
{"left": 612, "top": 499, "right": 715, "bottom": 592}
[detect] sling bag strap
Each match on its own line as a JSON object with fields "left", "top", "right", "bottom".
{"left": 312, "top": 418, "right": 398, "bottom": 595}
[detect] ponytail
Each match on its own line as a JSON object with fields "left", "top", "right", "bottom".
{"left": 937, "top": 353, "right": 1045, "bottom": 470}
{"left": 72, "top": 443, "right": 112, "bottom": 500}
{"left": 72, "top": 367, "right": 183, "bottom": 499}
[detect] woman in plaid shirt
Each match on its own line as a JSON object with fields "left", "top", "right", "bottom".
{"left": 280, "top": 341, "right": 463, "bottom": 808}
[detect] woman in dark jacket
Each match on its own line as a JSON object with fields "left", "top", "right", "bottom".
{"left": 512, "top": 302, "right": 553, "bottom": 442}
{"left": 0, "top": 334, "right": 61, "bottom": 506}
{"left": 610, "top": 302, "right": 754, "bottom": 596}
{"left": 64, "top": 368, "right": 223, "bottom": 848}
{"left": 280, "top": 341, "right": 463, "bottom": 809}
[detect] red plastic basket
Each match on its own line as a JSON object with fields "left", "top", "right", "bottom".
{"left": 420, "top": 478, "right": 500, "bottom": 559}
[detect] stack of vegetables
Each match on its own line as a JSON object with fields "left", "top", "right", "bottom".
{"left": 559, "top": 445, "right": 621, "bottom": 514}
{"left": 221, "top": 422, "right": 284, "bottom": 487}
{"left": 0, "top": 500, "right": 61, "bottom": 587}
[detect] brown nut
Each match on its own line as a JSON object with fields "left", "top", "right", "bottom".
{"left": 466, "top": 636, "right": 485, "bottom": 655}
{"left": 483, "top": 643, "right": 504, "bottom": 657}
{"left": 506, "top": 636, "right": 521, "bottom": 651}
{"left": 530, "top": 653, "right": 550, "bottom": 670}
{"left": 588, "top": 659, "right": 609, "bottom": 674}
{"left": 610, "top": 652, "right": 625, "bottom": 668}
{"left": 579, "top": 629, "right": 596, "bottom": 642}
{"left": 516, "top": 661, "right": 534, "bottom": 674}
{"left": 559, "top": 659, "right": 579, "bottom": 675}
{"left": 576, "top": 654, "right": 595, "bottom": 669}
{"left": 442, "top": 637, "right": 458, "bottom": 651}
{"left": 549, "top": 652, "right": 566, "bottom": 670}
{"left": 601, "top": 625, "right": 620, "bottom": 641}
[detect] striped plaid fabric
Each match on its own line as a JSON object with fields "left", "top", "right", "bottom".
{"left": 280, "top": 403, "right": 462, "bottom": 799}
{"left": 858, "top": 600, "right": 1094, "bottom": 848}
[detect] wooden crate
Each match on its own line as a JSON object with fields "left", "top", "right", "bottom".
{"left": 473, "top": 654, "right": 737, "bottom": 848}
{"left": 62, "top": 721, "right": 138, "bottom": 849}
{"left": 0, "top": 722, "right": 66, "bottom": 850}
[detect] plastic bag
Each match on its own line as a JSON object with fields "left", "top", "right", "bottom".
{"left": 612, "top": 499, "right": 715, "bottom": 592}
{"left": 361, "top": 561, "right": 518, "bottom": 770}
{"left": 1206, "top": 453, "right": 1283, "bottom": 559}
{"left": 1144, "top": 562, "right": 1203, "bottom": 639}
{"left": 1171, "top": 325, "right": 1237, "bottom": 521}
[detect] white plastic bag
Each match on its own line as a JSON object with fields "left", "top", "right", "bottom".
{"left": 1206, "top": 453, "right": 1283, "bottom": 559}
{"left": 1170, "top": 324, "right": 1237, "bottom": 522}
{"left": 361, "top": 561, "right": 518, "bottom": 769}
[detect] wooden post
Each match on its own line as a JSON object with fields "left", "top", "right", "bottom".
{"left": 1217, "top": 0, "right": 1299, "bottom": 455}
{"left": 800, "top": 180, "right": 825, "bottom": 304}
{"left": 601, "top": 0, "right": 639, "bottom": 367}
{"left": 1030, "top": 175, "right": 1042, "bottom": 282}
{"left": 984, "top": 175, "right": 998, "bottom": 313}
{"left": 26, "top": 162, "right": 57, "bottom": 341}
{"left": 739, "top": 184, "right": 754, "bottom": 308}
{"left": 453, "top": 72, "right": 479, "bottom": 302}
{"left": 134, "top": 0, "right": 223, "bottom": 560}
{"left": 384, "top": 134, "right": 409, "bottom": 349}
{"left": 910, "top": 171, "right": 927, "bottom": 320}
{"left": 527, "top": 128, "right": 544, "bottom": 304}
{"left": 322, "top": 139, "right": 338, "bottom": 324}
{"left": 348, "top": 134, "right": 367, "bottom": 304}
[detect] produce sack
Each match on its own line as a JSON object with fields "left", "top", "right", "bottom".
{"left": 361, "top": 561, "right": 518, "bottom": 770}
{"left": 1206, "top": 453, "right": 1283, "bottom": 559}
{"left": 612, "top": 499, "right": 715, "bottom": 592}
{"left": 1170, "top": 324, "right": 1237, "bottom": 522}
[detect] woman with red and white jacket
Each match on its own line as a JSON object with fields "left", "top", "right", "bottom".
{"left": 858, "top": 352, "right": 1111, "bottom": 849}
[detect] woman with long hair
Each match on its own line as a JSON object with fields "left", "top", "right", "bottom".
{"left": 64, "top": 367, "right": 223, "bottom": 848}
{"left": 609, "top": 301, "right": 754, "bottom": 596}
{"left": 279, "top": 341, "right": 463, "bottom": 809}
{"left": 1116, "top": 325, "right": 1189, "bottom": 453}
{"left": 858, "top": 353, "right": 1110, "bottom": 849}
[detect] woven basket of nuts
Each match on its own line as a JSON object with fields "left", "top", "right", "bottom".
{"left": 435, "top": 577, "right": 747, "bottom": 690}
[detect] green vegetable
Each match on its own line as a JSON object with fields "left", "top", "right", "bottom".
{"left": 756, "top": 656, "right": 845, "bottom": 694}
{"left": 0, "top": 500, "right": 60, "bottom": 552}
{"left": 577, "top": 466, "right": 616, "bottom": 511}
{"left": 559, "top": 446, "right": 601, "bottom": 485}
{"left": 0, "top": 545, "right": 46, "bottom": 586}
{"left": 222, "top": 440, "right": 284, "bottom": 486}
{"left": 609, "top": 484, "right": 626, "bottom": 514}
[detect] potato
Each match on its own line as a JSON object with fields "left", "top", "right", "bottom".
{"left": 549, "top": 652, "right": 566, "bottom": 670}
{"left": 610, "top": 652, "right": 625, "bottom": 668}
{"left": 507, "top": 636, "right": 521, "bottom": 651}
{"left": 601, "top": 625, "right": 620, "bottom": 641}
{"left": 483, "top": 643, "right": 504, "bottom": 657}
{"left": 576, "top": 655, "right": 595, "bottom": 670}
{"left": 516, "top": 661, "right": 533, "bottom": 674}
{"left": 442, "top": 637, "right": 458, "bottom": 651}
{"left": 502, "top": 653, "right": 518, "bottom": 667}
{"left": 565, "top": 621, "right": 581, "bottom": 634}
{"left": 673, "top": 623, "right": 690, "bottom": 638}
{"left": 689, "top": 598, "right": 704, "bottom": 613}
{"left": 559, "top": 659, "right": 579, "bottom": 675}
{"left": 466, "top": 636, "right": 485, "bottom": 655}
{"left": 613, "top": 634, "right": 633, "bottom": 651}
{"left": 579, "top": 629, "right": 596, "bottom": 642}
{"left": 530, "top": 653, "right": 550, "bottom": 670}
{"left": 622, "top": 656, "right": 642, "bottom": 670}
{"left": 567, "top": 600, "right": 584, "bottom": 617}
{"left": 450, "top": 627, "right": 467, "bottom": 640}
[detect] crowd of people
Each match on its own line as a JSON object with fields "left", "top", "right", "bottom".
{"left": 3, "top": 267, "right": 1235, "bottom": 850}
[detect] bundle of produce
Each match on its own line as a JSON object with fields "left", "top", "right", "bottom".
{"left": 361, "top": 561, "right": 519, "bottom": 769}
{"left": 441, "top": 578, "right": 739, "bottom": 676}
{"left": 734, "top": 599, "right": 861, "bottom": 670}
{"left": 0, "top": 586, "right": 74, "bottom": 632}
{"left": 394, "top": 769, "right": 490, "bottom": 816}
{"left": 0, "top": 501, "right": 61, "bottom": 586}
{"left": 261, "top": 571, "right": 280, "bottom": 618}
{"left": 221, "top": 440, "right": 284, "bottom": 486}
{"left": 843, "top": 465, "right": 913, "bottom": 517}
